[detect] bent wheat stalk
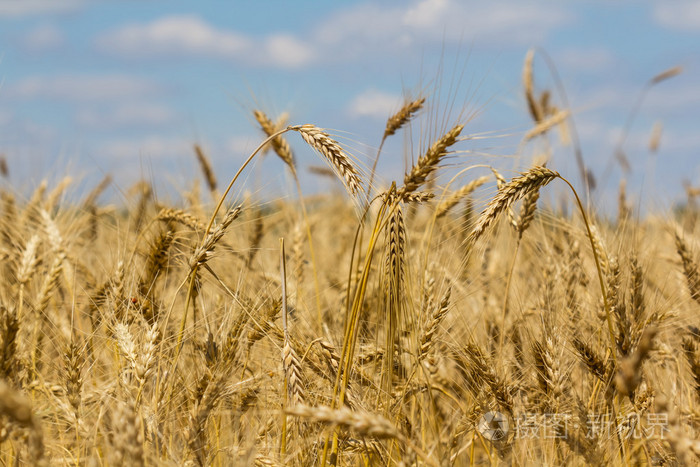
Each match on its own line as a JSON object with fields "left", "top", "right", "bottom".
{"left": 467, "top": 166, "right": 617, "bottom": 363}
{"left": 288, "top": 405, "right": 437, "bottom": 467}
{"left": 166, "top": 124, "right": 361, "bottom": 405}
{"left": 367, "top": 97, "right": 426, "bottom": 195}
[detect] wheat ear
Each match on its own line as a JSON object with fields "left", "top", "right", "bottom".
{"left": 292, "top": 124, "right": 362, "bottom": 196}
{"left": 468, "top": 166, "right": 558, "bottom": 246}
{"left": 254, "top": 110, "right": 296, "bottom": 175}
{"left": 418, "top": 287, "right": 451, "bottom": 360}
{"left": 384, "top": 97, "right": 425, "bottom": 138}
{"left": 523, "top": 110, "right": 569, "bottom": 141}
{"left": 398, "top": 124, "right": 464, "bottom": 198}
{"left": 194, "top": 144, "right": 218, "bottom": 196}
{"left": 674, "top": 231, "right": 700, "bottom": 305}
{"left": 523, "top": 49, "right": 543, "bottom": 123}
{"left": 0, "top": 380, "right": 45, "bottom": 465}
{"left": 435, "top": 176, "right": 489, "bottom": 218}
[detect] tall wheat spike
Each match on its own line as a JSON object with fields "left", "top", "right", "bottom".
{"left": 435, "top": 176, "right": 490, "bottom": 218}
{"left": 398, "top": 124, "right": 464, "bottom": 198}
{"left": 468, "top": 166, "right": 559, "bottom": 247}
{"left": 254, "top": 110, "right": 296, "bottom": 175}
{"left": 194, "top": 144, "right": 218, "bottom": 196}
{"left": 523, "top": 49, "right": 543, "bottom": 123}
{"left": 293, "top": 125, "right": 362, "bottom": 196}
{"left": 384, "top": 97, "right": 425, "bottom": 139}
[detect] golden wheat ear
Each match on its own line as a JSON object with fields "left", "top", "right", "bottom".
{"left": 292, "top": 124, "right": 363, "bottom": 196}
{"left": 468, "top": 166, "right": 559, "bottom": 246}
{"left": 254, "top": 109, "right": 296, "bottom": 175}
{"left": 193, "top": 144, "right": 218, "bottom": 198}
{"left": 398, "top": 123, "right": 464, "bottom": 199}
{"left": 523, "top": 48, "right": 543, "bottom": 123}
{"left": 384, "top": 97, "right": 425, "bottom": 139}
{"left": 435, "top": 176, "right": 490, "bottom": 219}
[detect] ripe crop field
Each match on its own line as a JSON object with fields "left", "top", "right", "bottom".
{"left": 1, "top": 53, "right": 698, "bottom": 466}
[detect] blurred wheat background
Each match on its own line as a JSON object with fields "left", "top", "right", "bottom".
{"left": 1, "top": 2, "right": 700, "bottom": 466}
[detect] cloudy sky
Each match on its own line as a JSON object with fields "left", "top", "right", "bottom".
{"left": 0, "top": 0, "right": 698, "bottom": 210}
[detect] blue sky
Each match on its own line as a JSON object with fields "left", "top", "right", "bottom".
{"left": 0, "top": 1, "right": 698, "bottom": 210}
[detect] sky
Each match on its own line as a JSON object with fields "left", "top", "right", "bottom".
{"left": 0, "top": 0, "right": 698, "bottom": 211}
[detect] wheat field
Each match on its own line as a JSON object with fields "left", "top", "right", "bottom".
{"left": 0, "top": 54, "right": 698, "bottom": 466}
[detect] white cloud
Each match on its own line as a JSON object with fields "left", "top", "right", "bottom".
{"left": 96, "top": 1, "right": 567, "bottom": 70}
{"left": 656, "top": 128, "right": 700, "bottom": 153}
{"left": 644, "top": 82, "right": 700, "bottom": 113}
{"left": 0, "top": 117, "right": 57, "bottom": 150}
{"left": 10, "top": 74, "right": 162, "bottom": 101}
{"left": 0, "top": 0, "right": 83, "bottom": 16}
{"left": 348, "top": 89, "right": 401, "bottom": 119}
{"left": 102, "top": 136, "right": 191, "bottom": 160}
{"left": 313, "top": 3, "right": 417, "bottom": 56}
{"left": 403, "top": 0, "right": 450, "bottom": 29}
{"left": 22, "top": 24, "right": 65, "bottom": 51}
{"left": 97, "top": 15, "right": 251, "bottom": 58}
{"left": 264, "top": 34, "right": 315, "bottom": 68}
{"left": 555, "top": 47, "right": 616, "bottom": 73}
{"left": 76, "top": 102, "right": 179, "bottom": 129}
{"left": 96, "top": 15, "right": 315, "bottom": 69}
{"left": 572, "top": 79, "right": 699, "bottom": 115}
{"left": 654, "top": 2, "right": 700, "bottom": 30}
{"left": 315, "top": 0, "right": 570, "bottom": 59}
{"left": 227, "top": 135, "right": 255, "bottom": 155}
{"left": 0, "top": 110, "right": 12, "bottom": 126}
